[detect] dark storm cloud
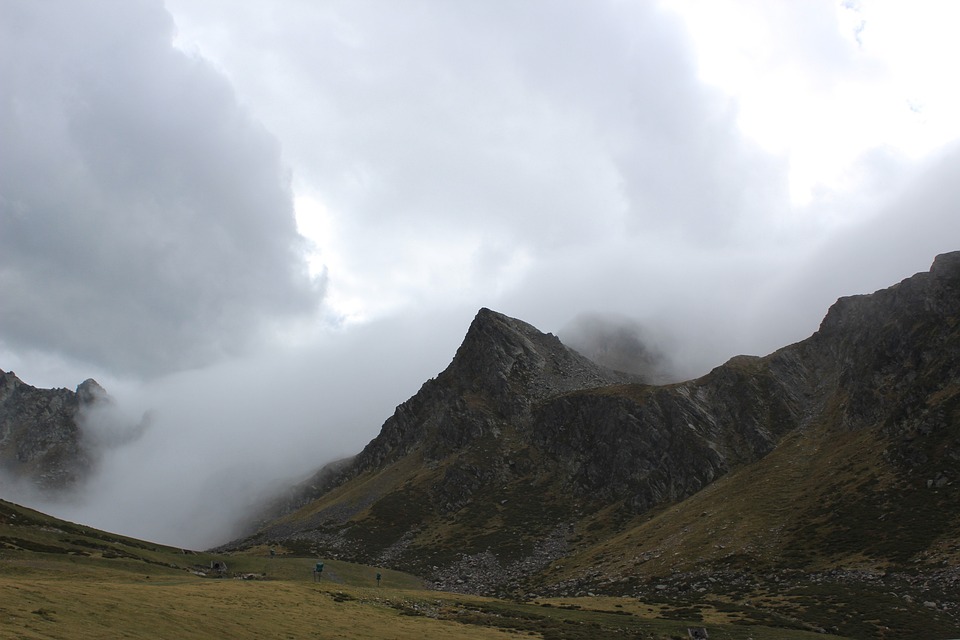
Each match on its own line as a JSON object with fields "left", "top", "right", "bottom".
{"left": 0, "top": 0, "right": 321, "bottom": 376}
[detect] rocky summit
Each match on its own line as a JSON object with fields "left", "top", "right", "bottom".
{"left": 0, "top": 372, "right": 106, "bottom": 491}
{"left": 226, "top": 251, "right": 959, "bottom": 630}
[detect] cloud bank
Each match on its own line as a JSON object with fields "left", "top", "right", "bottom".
{"left": 0, "top": 0, "right": 321, "bottom": 377}
{"left": 19, "top": 309, "right": 471, "bottom": 549}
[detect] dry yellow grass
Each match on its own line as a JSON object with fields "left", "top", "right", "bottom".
{"left": 0, "top": 498, "right": 533, "bottom": 639}
{"left": 0, "top": 575, "right": 534, "bottom": 640}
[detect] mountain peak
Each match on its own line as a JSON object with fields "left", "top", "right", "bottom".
{"left": 931, "top": 249, "right": 960, "bottom": 277}
{"left": 76, "top": 378, "right": 107, "bottom": 406}
{"left": 463, "top": 307, "right": 562, "bottom": 354}
{"left": 443, "top": 308, "right": 637, "bottom": 405}
{"left": 817, "top": 250, "right": 960, "bottom": 340}
{"left": 0, "top": 369, "right": 92, "bottom": 491}
{"left": 345, "top": 309, "right": 639, "bottom": 468}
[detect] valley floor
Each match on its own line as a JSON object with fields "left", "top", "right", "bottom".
{"left": 2, "top": 499, "right": 957, "bottom": 639}
{"left": 0, "top": 554, "right": 911, "bottom": 640}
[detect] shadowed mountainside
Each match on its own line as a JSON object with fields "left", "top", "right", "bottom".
{"left": 227, "top": 252, "right": 959, "bottom": 632}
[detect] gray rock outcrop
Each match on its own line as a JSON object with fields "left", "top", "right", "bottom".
{"left": 0, "top": 371, "right": 101, "bottom": 491}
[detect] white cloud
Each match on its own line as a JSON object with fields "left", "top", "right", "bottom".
{"left": 661, "top": 0, "right": 960, "bottom": 205}
{"left": 31, "top": 308, "right": 472, "bottom": 548}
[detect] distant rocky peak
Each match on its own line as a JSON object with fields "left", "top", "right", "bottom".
{"left": 930, "top": 250, "right": 960, "bottom": 278}
{"left": 0, "top": 370, "right": 21, "bottom": 394}
{"left": 817, "top": 251, "right": 960, "bottom": 339}
{"left": 446, "top": 308, "right": 559, "bottom": 380}
{"left": 559, "top": 313, "right": 668, "bottom": 382}
{"left": 464, "top": 307, "right": 560, "bottom": 355}
{"left": 0, "top": 369, "right": 92, "bottom": 491}
{"left": 442, "top": 308, "right": 637, "bottom": 403}
{"left": 76, "top": 378, "right": 108, "bottom": 406}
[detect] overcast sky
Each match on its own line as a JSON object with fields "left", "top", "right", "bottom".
{"left": 2, "top": 0, "right": 959, "bottom": 547}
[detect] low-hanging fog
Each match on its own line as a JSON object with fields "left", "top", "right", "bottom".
{"left": 11, "top": 311, "right": 472, "bottom": 549}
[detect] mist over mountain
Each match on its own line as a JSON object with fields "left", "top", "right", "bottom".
{"left": 221, "top": 251, "right": 959, "bottom": 621}
{"left": 3, "top": 251, "right": 959, "bottom": 617}
{"left": 0, "top": 311, "right": 478, "bottom": 549}
{"left": 560, "top": 313, "right": 674, "bottom": 382}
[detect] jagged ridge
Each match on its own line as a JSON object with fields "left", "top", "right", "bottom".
{"left": 230, "top": 253, "right": 960, "bottom": 604}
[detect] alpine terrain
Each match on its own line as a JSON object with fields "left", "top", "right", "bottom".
{"left": 218, "top": 252, "right": 960, "bottom": 637}
{"left": 2, "top": 252, "right": 959, "bottom": 638}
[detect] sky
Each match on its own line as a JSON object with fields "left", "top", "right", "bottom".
{"left": 2, "top": 0, "right": 959, "bottom": 548}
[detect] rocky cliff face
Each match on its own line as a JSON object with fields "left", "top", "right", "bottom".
{"left": 252, "top": 306, "right": 811, "bottom": 549}
{"left": 0, "top": 371, "right": 104, "bottom": 491}
{"left": 355, "top": 308, "right": 642, "bottom": 468}
{"left": 275, "top": 309, "right": 642, "bottom": 508}
{"left": 233, "top": 253, "right": 960, "bottom": 598}
{"left": 756, "top": 251, "right": 960, "bottom": 486}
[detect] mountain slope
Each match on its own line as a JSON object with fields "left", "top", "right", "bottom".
{"left": 229, "top": 253, "right": 959, "bottom": 634}
{"left": 2, "top": 498, "right": 854, "bottom": 640}
{"left": 237, "top": 312, "right": 803, "bottom": 572}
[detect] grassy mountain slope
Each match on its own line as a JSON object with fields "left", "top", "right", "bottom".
{"left": 221, "top": 253, "right": 960, "bottom": 638}
{"left": 538, "top": 418, "right": 960, "bottom": 637}
{"left": 1, "top": 499, "right": 848, "bottom": 640}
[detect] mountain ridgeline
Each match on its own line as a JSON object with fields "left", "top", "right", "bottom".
{"left": 228, "top": 253, "right": 960, "bottom": 600}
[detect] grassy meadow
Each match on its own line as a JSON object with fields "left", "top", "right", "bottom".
{"left": 0, "top": 567, "right": 844, "bottom": 640}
